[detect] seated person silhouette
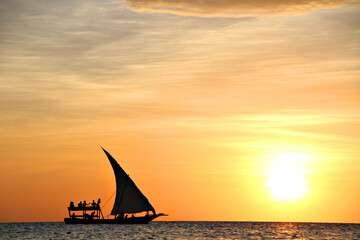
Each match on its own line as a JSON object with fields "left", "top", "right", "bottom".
{"left": 70, "top": 201, "right": 74, "bottom": 208}
{"left": 78, "top": 201, "right": 83, "bottom": 207}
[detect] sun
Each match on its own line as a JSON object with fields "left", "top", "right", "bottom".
{"left": 267, "top": 152, "right": 307, "bottom": 201}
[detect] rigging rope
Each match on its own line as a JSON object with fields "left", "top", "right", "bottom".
{"left": 102, "top": 190, "right": 116, "bottom": 211}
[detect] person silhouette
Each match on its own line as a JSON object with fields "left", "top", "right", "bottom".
{"left": 97, "top": 198, "right": 101, "bottom": 207}
{"left": 92, "top": 200, "right": 96, "bottom": 207}
{"left": 78, "top": 201, "right": 83, "bottom": 207}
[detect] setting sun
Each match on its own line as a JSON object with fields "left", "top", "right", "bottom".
{"left": 267, "top": 152, "right": 308, "bottom": 201}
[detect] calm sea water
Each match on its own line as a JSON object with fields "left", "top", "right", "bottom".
{"left": 1, "top": 221, "right": 359, "bottom": 239}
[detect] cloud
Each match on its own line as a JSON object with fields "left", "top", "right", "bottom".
{"left": 125, "top": 0, "right": 360, "bottom": 17}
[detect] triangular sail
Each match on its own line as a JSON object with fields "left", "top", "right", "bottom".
{"left": 102, "top": 148, "right": 156, "bottom": 215}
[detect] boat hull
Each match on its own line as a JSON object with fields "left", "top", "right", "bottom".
{"left": 64, "top": 214, "right": 163, "bottom": 224}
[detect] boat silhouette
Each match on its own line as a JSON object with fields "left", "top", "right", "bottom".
{"left": 64, "top": 148, "right": 166, "bottom": 224}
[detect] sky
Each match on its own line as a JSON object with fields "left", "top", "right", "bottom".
{"left": 0, "top": 0, "right": 359, "bottom": 223}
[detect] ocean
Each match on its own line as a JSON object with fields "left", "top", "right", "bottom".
{"left": 1, "top": 221, "right": 359, "bottom": 239}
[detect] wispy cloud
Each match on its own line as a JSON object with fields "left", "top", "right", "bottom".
{"left": 125, "top": 0, "right": 360, "bottom": 17}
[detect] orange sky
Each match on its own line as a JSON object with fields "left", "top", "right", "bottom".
{"left": 0, "top": 0, "right": 359, "bottom": 223}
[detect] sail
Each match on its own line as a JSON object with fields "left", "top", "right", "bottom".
{"left": 102, "top": 148, "right": 156, "bottom": 215}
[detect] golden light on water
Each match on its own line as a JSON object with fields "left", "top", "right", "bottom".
{"left": 267, "top": 152, "right": 308, "bottom": 201}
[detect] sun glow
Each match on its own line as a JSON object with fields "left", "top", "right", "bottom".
{"left": 267, "top": 152, "right": 308, "bottom": 201}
